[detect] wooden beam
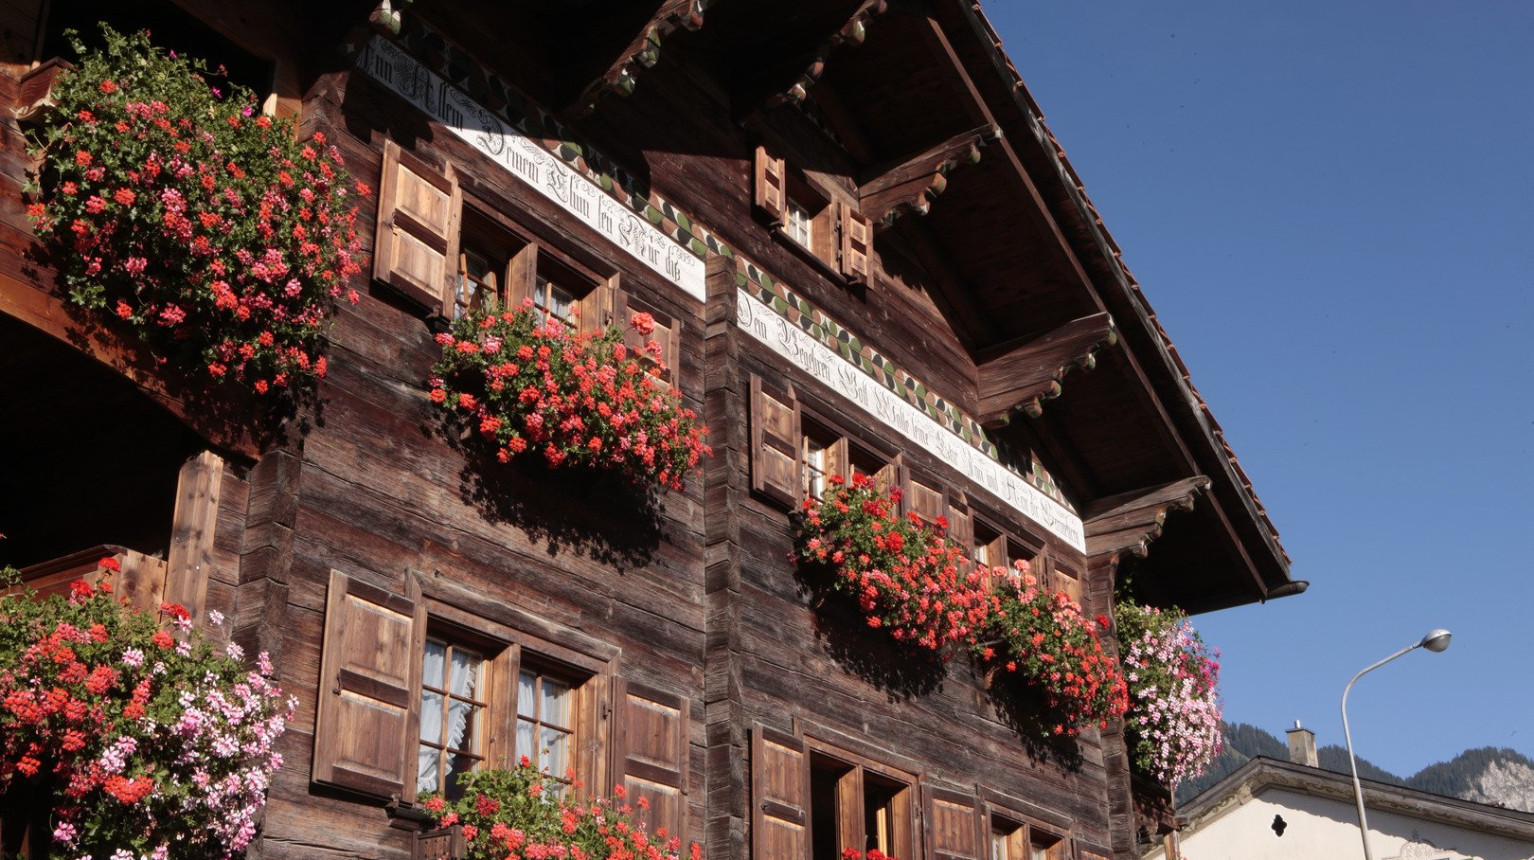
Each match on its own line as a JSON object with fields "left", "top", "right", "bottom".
{"left": 975, "top": 312, "right": 1116, "bottom": 426}
{"left": 164, "top": 451, "right": 227, "bottom": 626}
{"left": 563, "top": 0, "right": 710, "bottom": 118}
{"left": 1082, "top": 476, "right": 1210, "bottom": 561}
{"left": 857, "top": 123, "right": 1000, "bottom": 224}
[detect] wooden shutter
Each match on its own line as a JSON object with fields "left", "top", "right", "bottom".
{"left": 925, "top": 786, "right": 985, "bottom": 860}
{"left": 374, "top": 140, "right": 461, "bottom": 313}
{"left": 905, "top": 471, "right": 946, "bottom": 525}
{"left": 839, "top": 202, "right": 873, "bottom": 284}
{"left": 164, "top": 450, "right": 224, "bottom": 624}
{"left": 751, "top": 375, "right": 801, "bottom": 508}
{"left": 754, "top": 146, "right": 787, "bottom": 226}
{"left": 505, "top": 243, "right": 539, "bottom": 309}
{"left": 623, "top": 298, "right": 681, "bottom": 382}
{"left": 313, "top": 570, "right": 426, "bottom": 800}
{"left": 752, "top": 725, "right": 809, "bottom": 860}
{"left": 946, "top": 498, "right": 973, "bottom": 551}
{"left": 612, "top": 679, "right": 689, "bottom": 841}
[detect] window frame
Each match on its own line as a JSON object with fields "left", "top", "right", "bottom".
{"left": 983, "top": 796, "right": 1074, "bottom": 860}
{"left": 420, "top": 596, "right": 611, "bottom": 798}
{"left": 804, "top": 737, "right": 916, "bottom": 860}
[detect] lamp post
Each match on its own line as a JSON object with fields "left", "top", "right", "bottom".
{"left": 1340, "top": 628, "right": 1452, "bottom": 860}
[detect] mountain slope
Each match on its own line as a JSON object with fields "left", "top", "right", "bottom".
{"left": 1175, "top": 724, "right": 1534, "bottom": 813}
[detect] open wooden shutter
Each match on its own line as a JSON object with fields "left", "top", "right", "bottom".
{"left": 839, "top": 202, "right": 873, "bottom": 284}
{"left": 754, "top": 146, "right": 787, "bottom": 226}
{"left": 905, "top": 470, "right": 946, "bottom": 525}
{"left": 164, "top": 450, "right": 224, "bottom": 625}
{"left": 752, "top": 725, "right": 809, "bottom": 860}
{"left": 612, "top": 679, "right": 689, "bottom": 841}
{"left": 751, "top": 375, "right": 801, "bottom": 508}
{"left": 505, "top": 243, "right": 539, "bottom": 309}
{"left": 623, "top": 298, "right": 681, "bottom": 382}
{"left": 924, "top": 786, "right": 985, "bottom": 860}
{"left": 313, "top": 570, "right": 426, "bottom": 800}
{"left": 946, "top": 497, "right": 974, "bottom": 552}
{"left": 374, "top": 140, "right": 461, "bottom": 314}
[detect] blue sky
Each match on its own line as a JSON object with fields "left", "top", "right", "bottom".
{"left": 988, "top": 1, "right": 1534, "bottom": 778}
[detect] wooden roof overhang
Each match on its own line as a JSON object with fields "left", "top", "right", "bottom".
{"left": 666, "top": 0, "right": 1299, "bottom": 612}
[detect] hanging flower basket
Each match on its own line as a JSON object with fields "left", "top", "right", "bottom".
{"left": 428, "top": 302, "right": 710, "bottom": 493}
{"left": 1115, "top": 600, "right": 1222, "bottom": 788}
{"left": 25, "top": 25, "right": 364, "bottom": 396}
{"left": 971, "top": 562, "right": 1128, "bottom": 737}
{"left": 793, "top": 474, "right": 994, "bottom": 654}
{"left": 0, "top": 562, "right": 295, "bottom": 860}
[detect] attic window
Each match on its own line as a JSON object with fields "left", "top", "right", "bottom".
{"left": 753, "top": 145, "right": 873, "bottom": 284}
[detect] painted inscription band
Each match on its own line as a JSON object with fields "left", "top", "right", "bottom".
{"left": 737, "top": 288, "right": 1086, "bottom": 551}
{"left": 357, "top": 37, "right": 708, "bottom": 302}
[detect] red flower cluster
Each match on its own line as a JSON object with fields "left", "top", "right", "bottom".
{"left": 974, "top": 562, "right": 1129, "bottom": 737}
{"left": 0, "top": 559, "right": 293, "bottom": 860}
{"left": 27, "top": 26, "right": 363, "bottom": 396}
{"left": 795, "top": 474, "right": 996, "bottom": 652}
{"left": 421, "top": 763, "right": 695, "bottom": 860}
{"left": 430, "top": 302, "right": 710, "bottom": 492}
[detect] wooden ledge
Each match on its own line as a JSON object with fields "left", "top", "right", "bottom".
{"left": 975, "top": 312, "right": 1116, "bottom": 426}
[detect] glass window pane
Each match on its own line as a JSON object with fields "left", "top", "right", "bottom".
{"left": 450, "top": 648, "right": 481, "bottom": 698}
{"left": 417, "top": 745, "right": 441, "bottom": 794}
{"left": 516, "top": 717, "right": 536, "bottom": 763}
{"left": 541, "top": 726, "right": 569, "bottom": 777}
{"left": 446, "top": 698, "right": 477, "bottom": 752}
{"left": 518, "top": 670, "right": 536, "bottom": 717}
{"left": 542, "top": 677, "right": 570, "bottom": 726}
{"left": 420, "top": 689, "right": 445, "bottom": 742}
{"left": 423, "top": 640, "right": 446, "bottom": 688}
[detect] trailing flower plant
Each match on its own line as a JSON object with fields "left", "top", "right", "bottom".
{"left": 794, "top": 473, "right": 995, "bottom": 653}
{"left": 973, "top": 562, "right": 1129, "bottom": 737}
{"left": 420, "top": 760, "right": 697, "bottom": 860}
{"left": 25, "top": 25, "right": 364, "bottom": 395}
{"left": 0, "top": 561, "right": 295, "bottom": 860}
{"left": 1115, "top": 600, "right": 1222, "bottom": 788}
{"left": 429, "top": 301, "right": 710, "bottom": 492}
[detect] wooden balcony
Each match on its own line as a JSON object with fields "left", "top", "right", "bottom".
{"left": 6, "top": 545, "right": 168, "bottom": 613}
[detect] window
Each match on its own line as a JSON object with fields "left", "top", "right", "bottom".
{"left": 314, "top": 571, "right": 691, "bottom": 842}
{"left": 374, "top": 141, "right": 617, "bottom": 333}
{"left": 750, "top": 375, "right": 896, "bottom": 509}
{"left": 418, "top": 637, "right": 489, "bottom": 797}
{"left": 988, "top": 813, "right": 1068, "bottom": 860}
{"left": 752, "top": 727, "right": 913, "bottom": 860}
{"left": 516, "top": 664, "right": 576, "bottom": 789}
{"left": 754, "top": 146, "right": 874, "bottom": 284}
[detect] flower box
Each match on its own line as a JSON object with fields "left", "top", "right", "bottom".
{"left": 413, "top": 823, "right": 467, "bottom": 860}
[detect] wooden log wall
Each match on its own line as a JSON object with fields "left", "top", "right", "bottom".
{"left": 0, "top": 3, "right": 1148, "bottom": 858}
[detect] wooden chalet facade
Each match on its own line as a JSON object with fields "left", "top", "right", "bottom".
{"left": 0, "top": 2, "right": 1301, "bottom": 860}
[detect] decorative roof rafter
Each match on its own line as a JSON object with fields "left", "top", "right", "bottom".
{"left": 1081, "top": 477, "right": 1210, "bottom": 563}
{"left": 857, "top": 123, "right": 1001, "bottom": 225}
{"left": 757, "top": 0, "right": 891, "bottom": 108}
{"left": 564, "top": 0, "right": 712, "bottom": 118}
{"left": 975, "top": 312, "right": 1117, "bottom": 427}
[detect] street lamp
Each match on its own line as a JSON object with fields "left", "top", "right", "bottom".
{"left": 1340, "top": 628, "right": 1452, "bottom": 860}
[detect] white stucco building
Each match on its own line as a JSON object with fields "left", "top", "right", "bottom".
{"left": 1148, "top": 726, "right": 1534, "bottom": 860}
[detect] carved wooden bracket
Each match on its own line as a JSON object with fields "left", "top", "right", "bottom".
{"left": 975, "top": 312, "right": 1117, "bottom": 426}
{"left": 565, "top": 0, "right": 711, "bottom": 117}
{"left": 767, "top": 0, "right": 890, "bottom": 107}
{"left": 1082, "top": 476, "right": 1210, "bottom": 562}
{"left": 858, "top": 123, "right": 1001, "bottom": 225}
